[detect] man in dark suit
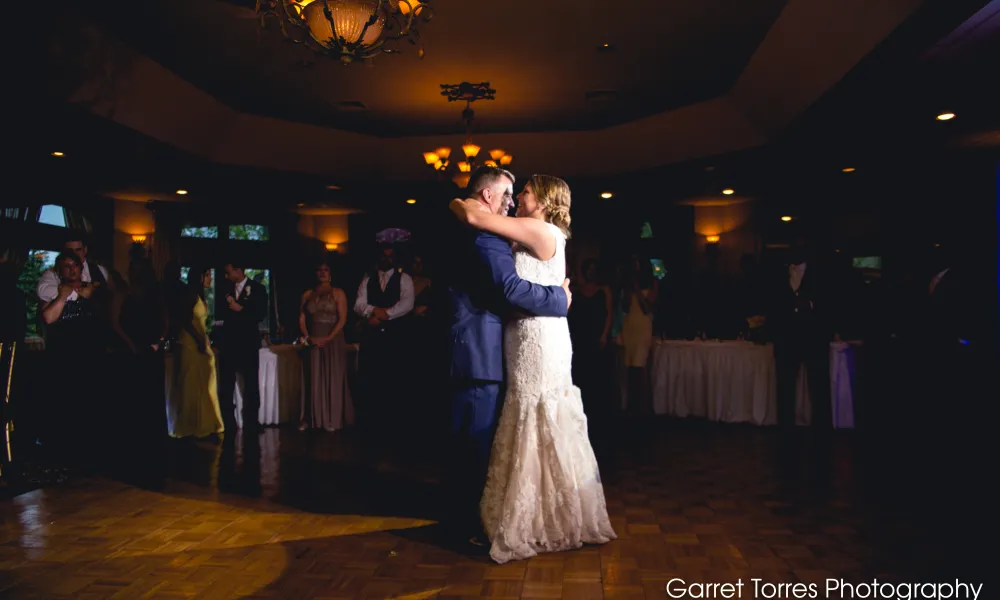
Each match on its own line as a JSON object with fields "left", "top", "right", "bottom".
{"left": 218, "top": 262, "right": 269, "bottom": 433}
{"left": 767, "top": 244, "right": 834, "bottom": 435}
{"left": 434, "top": 166, "right": 572, "bottom": 544}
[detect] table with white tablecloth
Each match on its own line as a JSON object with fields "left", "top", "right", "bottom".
{"left": 165, "top": 343, "right": 359, "bottom": 434}
{"left": 650, "top": 340, "right": 858, "bottom": 428}
{"left": 233, "top": 345, "right": 303, "bottom": 428}
{"left": 164, "top": 345, "right": 303, "bottom": 433}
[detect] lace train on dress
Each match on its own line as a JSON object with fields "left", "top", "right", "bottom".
{"left": 480, "top": 222, "right": 616, "bottom": 564}
{"left": 481, "top": 382, "right": 616, "bottom": 563}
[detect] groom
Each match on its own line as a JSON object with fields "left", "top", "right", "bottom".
{"left": 438, "top": 166, "right": 572, "bottom": 544}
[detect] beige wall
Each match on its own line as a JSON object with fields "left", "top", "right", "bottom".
{"left": 112, "top": 200, "right": 155, "bottom": 278}
{"left": 297, "top": 214, "right": 350, "bottom": 254}
{"left": 692, "top": 200, "right": 757, "bottom": 279}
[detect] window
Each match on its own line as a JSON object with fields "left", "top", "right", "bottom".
{"left": 640, "top": 221, "right": 654, "bottom": 238}
{"left": 181, "top": 267, "right": 216, "bottom": 332}
{"left": 18, "top": 250, "right": 58, "bottom": 337}
{"left": 229, "top": 225, "right": 269, "bottom": 241}
{"left": 38, "top": 205, "right": 68, "bottom": 227}
{"left": 181, "top": 226, "right": 218, "bottom": 239}
{"left": 852, "top": 256, "right": 882, "bottom": 269}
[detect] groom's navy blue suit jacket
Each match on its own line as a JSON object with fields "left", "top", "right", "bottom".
{"left": 436, "top": 218, "right": 568, "bottom": 383}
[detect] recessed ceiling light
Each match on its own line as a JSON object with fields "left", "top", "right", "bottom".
{"left": 51, "top": 151, "right": 64, "bottom": 157}
{"left": 296, "top": 203, "right": 305, "bottom": 207}
{"left": 326, "top": 184, "right": 342, "bottom": 190}
{"left": 597, "top": 43, "right": 615, "bottom": 52}
{"left": 936, "top": 112, "right": 955, "bottom": 121}
{"left": 600, "top": 192, "right": 613, "bottom": 199}
{"left": 722, "top": 188, "right": 735, "bottom": 195}
{"left": 842, "top": 167, "right": 855, "bottom": 172}
{"left": 406, "top": 199, "right": 417, "bottom": 204}
{"left": 175, "top": 189, "right": 188, "bottom": 195}
{"left": 781, "top": 216, "right": 792, "bottom": 222}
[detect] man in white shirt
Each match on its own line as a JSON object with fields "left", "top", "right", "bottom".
{"left": 353, "top": 245, "right": 414, "bottom": 429}
{"left": 354, "top": 247, "right": 415, "bottom": 325}
{"left": 36, "top": 237, "right": 110, "bottom": 303}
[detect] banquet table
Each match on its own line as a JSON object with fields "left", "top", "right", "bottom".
{"left": 233, "top": 345, "right": 303, "bottom": 429}
{"left": 650, "top": 340, "right": 859, "bottom": 428}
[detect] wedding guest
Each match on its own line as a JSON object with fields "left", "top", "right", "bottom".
{"left": 410, "top": 255, "right": 432, "bottom": 318}
{"left": 169, "top": 264, "right": 224, "bottom": 439}
{"left": 217, "top": 262, "right": 268, "bottom": 433}
{"left": 354, "top": 243, "right": 413, "bottom": 430}
{"left": 299, "top": 261, "right": 354, "bottom": 432}
{"left": 766, "top": 243, "right": 833, "bottom": 435}
{"left": 0, "top": 250, "right": 26, "bottom": 345}
{"left": 569, "top": 259, "right": 613, "bottom": 425}
{"left": 118, "top": 258, "right": 167, "bottom": 436}
{"left": 619, "top": 253, "right": 657, "bottom": 414}
{"left": 40, "top": 251, "right": 103, "bottom": 449}
{"left": 37, "top": 236, "right": 112, "bottom": 344}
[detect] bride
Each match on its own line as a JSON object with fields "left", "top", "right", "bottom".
{"left": 450, "top": 174, "right": 616, "bottom": 564}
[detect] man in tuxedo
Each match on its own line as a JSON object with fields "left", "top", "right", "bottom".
{"left": 434, "top": 166, "right": 572, "bottom": 544}
{"left": 218, "top": 262, "right": 268, "bottom": 433}
{"left": 767, "top": 244, "right": 834, "bottom": 435}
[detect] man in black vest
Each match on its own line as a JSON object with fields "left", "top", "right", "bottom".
{"left": 218, "top": 262, "right": 269, "bottom": 434}
{"left": 353, "top": 244, "right": 414, "bottom": 430}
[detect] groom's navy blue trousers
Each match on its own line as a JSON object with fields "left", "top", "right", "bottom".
{"left": 449, "top": 380, "right": 502, "bottom": 529}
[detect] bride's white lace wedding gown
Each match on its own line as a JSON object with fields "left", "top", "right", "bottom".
{"left": 480, "top": 222, "right": 616, "bottom": 564}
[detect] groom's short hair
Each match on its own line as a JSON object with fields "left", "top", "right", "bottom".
{"left": 467, "top": 166, "right": 514, "bottom": 195}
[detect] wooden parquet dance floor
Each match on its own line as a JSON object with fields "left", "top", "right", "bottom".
{"left": 0, "top": 420, "right": 984, "bottom": 599}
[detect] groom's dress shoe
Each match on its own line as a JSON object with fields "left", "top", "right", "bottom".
{"left": 468, "top": 535, "right": 488, "bottom": 547}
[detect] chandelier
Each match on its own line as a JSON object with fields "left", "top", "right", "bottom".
{"left": 255, "top": 0, "right": 433, "bottom": 64}
{"left": 422, "top": 82, "right": 512, "bottom": 188}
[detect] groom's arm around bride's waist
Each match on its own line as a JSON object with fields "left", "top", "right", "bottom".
{"left": 473, "top": 232, "right": 567, "bottom": 318}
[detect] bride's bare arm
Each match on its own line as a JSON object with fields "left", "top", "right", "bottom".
{"left": 450, "top": 198, "right": 556, "bottom": 260}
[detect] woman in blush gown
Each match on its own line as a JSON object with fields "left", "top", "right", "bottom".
{"left": 450, "top": 174, "right": 616, "bottom": 564}
{"left": 170, "top": 265, "right": 224, "bottom": 439}
{"left": 298, "top": 261, "right": 354, "bottom": 432}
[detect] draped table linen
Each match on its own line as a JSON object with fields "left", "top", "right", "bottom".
{"left": 650, "top": 340, "right": 858, "bottom": 428}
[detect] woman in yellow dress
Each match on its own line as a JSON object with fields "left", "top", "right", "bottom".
{"left": 170, "top": 265, "right": 224, "bottom": 438}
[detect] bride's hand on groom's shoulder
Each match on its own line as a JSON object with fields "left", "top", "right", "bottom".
{"left": 450, "top": 197, "right": 478, "bottom": 223}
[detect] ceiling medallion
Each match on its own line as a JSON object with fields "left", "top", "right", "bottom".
{"left": 255, "top": 0, "right": 433, "bottom": 64}
{"left": 423, "top": 82, "right": 512, "bottom": 188}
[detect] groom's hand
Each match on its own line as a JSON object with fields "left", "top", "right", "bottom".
{"left": 561, "top": 279, "right": 572, "bottom": 310}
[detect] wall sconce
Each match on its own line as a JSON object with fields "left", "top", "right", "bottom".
{"left": 705, "top": 235, "right": 720, "bottom": 243}
{"left": 325, "top": 243, "right": 339, "bottom": 251}
{"left": 131, "top": 234, "right": 148, "bottom": 244}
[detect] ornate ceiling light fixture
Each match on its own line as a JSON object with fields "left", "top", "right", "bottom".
{"left": 255, "top": 0, "right": 433, "bottom": 64}
{"left": 423, "top": 82, "right": 512, "bottom": 188}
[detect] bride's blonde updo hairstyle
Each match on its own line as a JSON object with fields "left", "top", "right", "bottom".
{"left": 529, "top": 174, "right": 572, "bottom": 238}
